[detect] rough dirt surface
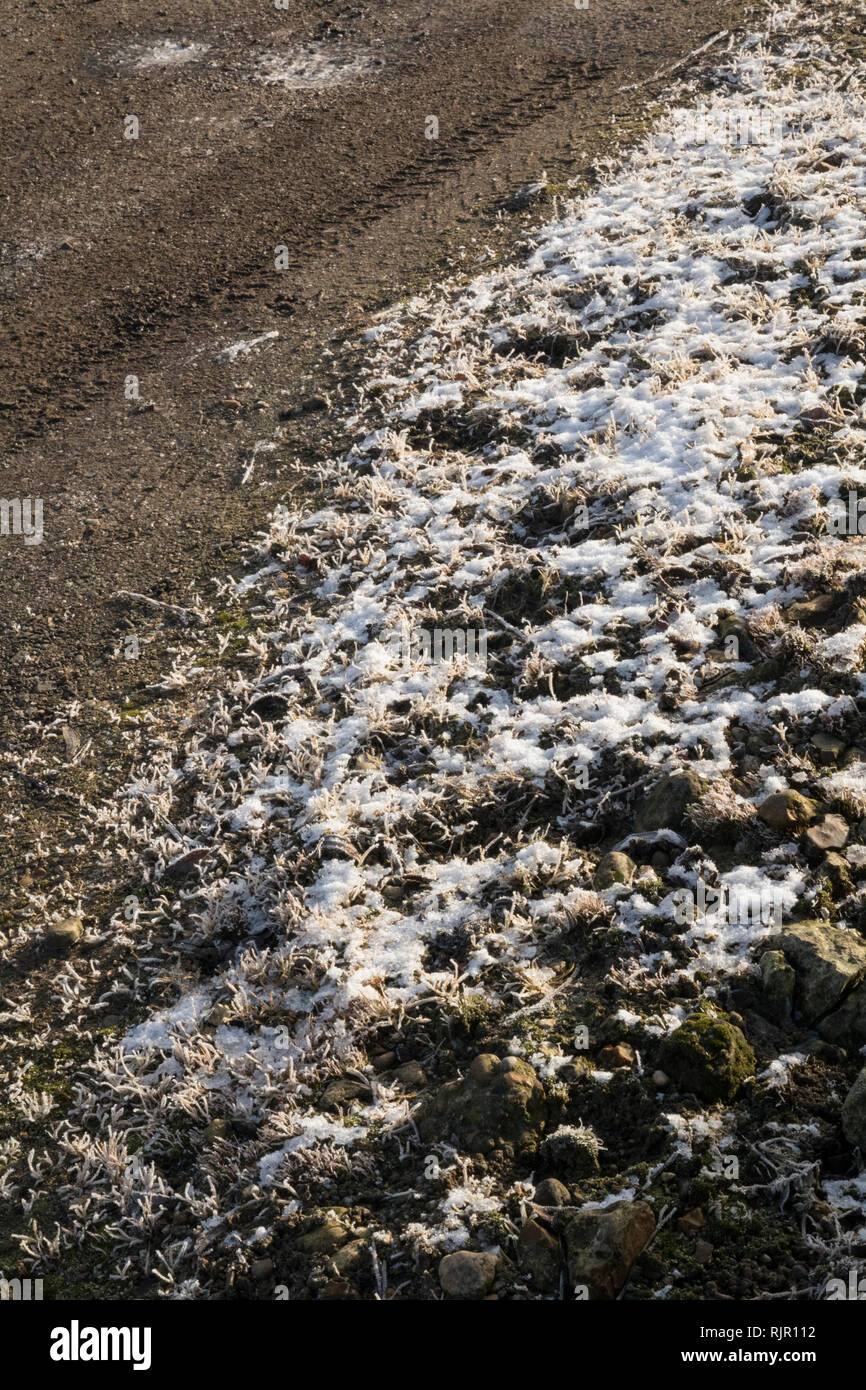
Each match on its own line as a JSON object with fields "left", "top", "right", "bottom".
{"left": 1, "top": 0, "right": 741, "bottom": 732}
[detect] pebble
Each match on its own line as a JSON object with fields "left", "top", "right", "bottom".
{"left": 438, "top": 1250, "right": 498, "bottom": 1299}
{"left": 44, "top": 916, "right": 83, "bottom": 955}
{"left": 534, "top": 1177, "right": 570, "bottom": 1206}
{"left": 598, "top": 1043, "right": 635, "bottom": 1069}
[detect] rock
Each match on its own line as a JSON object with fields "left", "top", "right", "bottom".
{"left": 388, "top": 1060, "right": 426, "bottom": 1089}
{"left": 321, "top": 1077, "right": 369, "bottom": 1112}
{"left": 563, "top": 1200, "right": 655, "bottom": 1299}
{"left": 518, "top": 1219, "right": 561, "bottom": 1291}
{"left": 251, "top": 1258, "right": 274, "bottom": 1280}
{"left": 372, "top": 1051, "right": 398, "bottom": 1072}
{"left": 759, "top": 949, "right": 795, "bottom": 1021}
{"left": 651, "top": 1070, "right": 670, "bottom": 1087}
{"left": 534, "top": 1177, "right": 571, "bottom": 1207}
{"left": 817, "top": 983, "right": 866, "bottom": 1048}
{"left": 841, "top": 1067, "right": 866, "bottom": 1149}
{"left": 846, "top": 844, "right": 866, "bottom": 872}
{"left": 757, "top": 790, "right": 819, "bottom": 831}
{"left": 538, "top": 1124, "right": 602, "bottom": 1180}
{"left": 821, "top": 851, "right": 854, "bottom": 898}
{"left": 164, "top": 847, "right": 210, "bottom": 880}
{"left": 598, "top": 1043, "right": 635, "bottom": 1070}
{"left": 786, "top": 593, "right": 836, "bottom": 625}
{"left": 634, "top": 770, "right": 710, "bottom": 832}
{"left": 594, "top": 851, "right": 636, "bottom": 888}
{"left": 296, "top": 1221, "right": 350, "bottom": 1256}
{"left": 44, "top": 916, "right": 83, "bottom": 955}
{"left": 695, "top": 1240, "right": 714, "bottom": 1265}
{"left": 248, "top": 692, "right": 290, "bottom": 721}
{"left": 417, "top": 1053, "right": 546, "bottom": 1156}
{"left": 773, "top": 921, "right": 866, "bottom": 1022}
{"left": 678, "top": 1208, "right": 705, "bottom": 1233}
{"left": 811, "top": 732, "right": 848, "bottom": 764}
{"left": 329, "top": 1239, "right": 368, "bottom": 1277}
{"left": 658, "top": 1005, "right": 756, "bottom": 1103}
{"left": 804, "top": 814, "right": 849, "bottom": 854}
{"left": 438, "top": 1250, "right": 498, "bottom": 1299}
{"left": 203, "top": 1118, "right": 231, "bottom": 1143}
{"left": 319, "top": 1279, "right": 356, "bottom": 1299}
{"left": 205, "top": 1003, "right": 233, "bottom": 1028}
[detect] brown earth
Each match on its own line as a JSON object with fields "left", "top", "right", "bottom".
{"left": 0, "top": 0, "right": 745, "bottom": 828}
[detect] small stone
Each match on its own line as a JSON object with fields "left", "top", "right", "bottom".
{"left": 534, "top": 1177, "right": 570, "bottom": 1207}
{"left": 651, "top": 1070, "right": 670, "bottom": 1087}
{"left": 786, "top": 593, "right": 836, "bottom": 625}
{"left": 296, "top": 1220, "right": 350, "bottom": 1256}
{"left": 810, "top": 732, "right": 848, "bottom": 764}
{"left": 469, "top": 1053, "right": 499, "bottom": 1084}
{"left": 678, "top": 1208, "right": 705, "bottom": 1233}
{"left": 821, "top": 851, "right": 854, "bottom": 898}
{"left": 842, "top": 1066, "right": 866, "bottom": 1150}
{"left": 204, "top": 1118, "right": 231, "bottom": 1143}
{"left": 695, "top": 1240, "right": 713, "bottom": 1265}
{"left": 598, "top": 1043, "right": 635, "bottom": 1070}
{"left": 757, "top": 790, "right": 819, "bottom": 831}
{"left": 319, "top": 1280, "right": 355, "bottom": 1299}
{"left": 205, "top": 1003, "right": 233, "bottom": 1028}
{"left": 594, "top": 851, "right": 636, "bottom": 888}
{"left": 390, "top": 1060, "right": 426, "bottom": 1089}
{"left": 634, "top": 770, "right": 710, "bottom": 832}
{"left": 330, "top": 1239, "right": 368, "bottom": 1276}
{"left": 438, "top": 1250, "right": 498, "bottom": 1299}
{"left": 44, "top": 916, "right": 83, "bottom": 954}
{"left": 321, "top": 1077, "right": 368, "bottom": 1112}
{"left": 804, "top": 814, "right": 849, "bottom": 854}
{"left": 372, "top": 1051, "right": 397, "bottom": 1071}
{"left": 846, "top": 844, "right": 866, "bottom": 872}
{"left": 251, "top": 1258, "right": 274, "bottom": 1280}
{"left": 518, "top": 1218, "right": 561, "bottom": 1291}
{"left": 563, "top": 1201, "right": 655, "bottom": 1300}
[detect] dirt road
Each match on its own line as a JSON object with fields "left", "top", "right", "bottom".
{"left": 0, "top": 0, "right": 743, "bottom": 732}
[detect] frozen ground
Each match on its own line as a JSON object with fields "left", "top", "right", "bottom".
{"left": 4, "top": 0, "right": 866, "bottom": 1300}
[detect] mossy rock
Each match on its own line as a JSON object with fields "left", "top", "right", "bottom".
{"left": 594, "top": 851, "right": 636, "bottom": 888}
{"left": 757, "top": 790, "right": 819, "bottom": 831}
{"left": 417, "top": 1052, "right": 547, "bottom": 1156}
{"left": 773, "top": 920, "right": 866, "bottom": 1022}
{"left": 634, "top": 770, "right": 710, "bottom": 832}
{"left": 658, "top": 1005, "right": 756, "bottom": 1103}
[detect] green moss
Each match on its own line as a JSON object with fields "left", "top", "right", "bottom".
{"left": 659, "top": 1005, "right": 756, "bottom": 1103}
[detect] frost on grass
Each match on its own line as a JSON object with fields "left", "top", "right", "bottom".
{"left": 6, "top": 0, "right": 866, "bottom": 1300}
